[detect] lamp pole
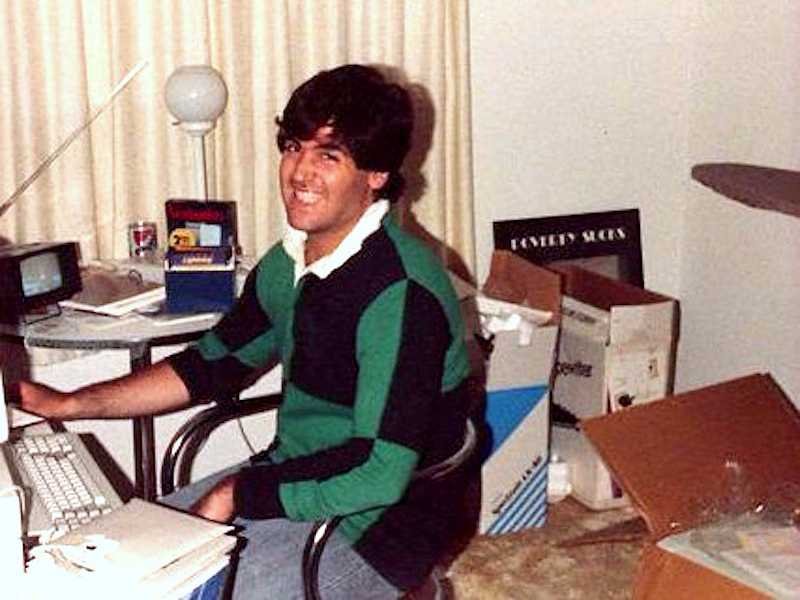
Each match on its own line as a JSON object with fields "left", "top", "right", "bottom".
{"left": 192, "top": 136, "right": 207, "bottom": 199}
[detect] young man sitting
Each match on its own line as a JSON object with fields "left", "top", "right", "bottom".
{"left": 21, "top": 64, "right": 472, "bottom": 599}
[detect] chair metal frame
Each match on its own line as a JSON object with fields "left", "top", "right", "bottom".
{"left": 160, "top": 395, "right": 476, "bottom": 600}
{"left": 160, "top": 393, "right": 282, "bottom": 495}
{"left": 302, "top": 418, "right": 476, "bottom": 600}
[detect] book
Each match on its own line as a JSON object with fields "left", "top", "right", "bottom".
{"left": 25, "top": 498, "right": 236, "bottom": 598}
{"left": 141, "top": 307, "right": 221, "bottom": 328}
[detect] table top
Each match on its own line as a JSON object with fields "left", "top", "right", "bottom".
{"left": 0, "top": 307, "right": 220, "bottom": 352}
{"left": 0, "top": 256, "right": 253, "bottom": 353}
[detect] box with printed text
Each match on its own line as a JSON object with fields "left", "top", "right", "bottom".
{"left": 164, "top": 199, "right": 237, "bottom": 314}
{"left": 550, "top": 265, "right": 679, "bottom": 510}
{"left": 455, "top": 251, "right": 561, "bottom": 534}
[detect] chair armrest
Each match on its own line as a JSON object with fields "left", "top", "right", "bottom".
{"left": 160, "top": 393, "right": 282, "bottom": 495}
{"left": 414, "top": 418, "right": 476, "bottom": 482}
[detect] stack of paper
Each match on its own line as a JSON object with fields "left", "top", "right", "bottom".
{"left": 659, "top": 514, "right": 800, "bottom": 599}
{"left": 61, "top": 268, "right": 165, "bottom": 316}
{"left": 24, "top": 498, "right": 236, "bottom": 599}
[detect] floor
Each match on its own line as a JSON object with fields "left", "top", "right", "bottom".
{"left": 448, "top": 498, "right": 646, "bottom": 599}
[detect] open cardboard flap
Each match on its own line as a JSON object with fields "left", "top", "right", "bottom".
{"left": 553, "top": 264, "right": 672, "bottom": 313}
{"left": 581, "top": 373, "right": 800, "bottom": 597}
{"left": 482, "top": 251, "right": 562, "bottom": 323}
{"left": 582, "top": 373, "right": 800, "bottom": 539}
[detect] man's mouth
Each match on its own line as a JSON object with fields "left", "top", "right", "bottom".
{"left": 292, "top": 189, "right": 322, "bottom": 205}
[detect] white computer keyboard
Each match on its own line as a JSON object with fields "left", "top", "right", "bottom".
{"left": 8, "top": 431, "right": 123, "bottom": 541}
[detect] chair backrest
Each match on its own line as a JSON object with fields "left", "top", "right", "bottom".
{"left": 160, "top": 393, "right": 282, "bottom": 495}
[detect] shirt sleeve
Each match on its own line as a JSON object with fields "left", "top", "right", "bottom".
{"left": 234, "top": 279, "right": 456, "bottom": 521}
{"left": 167, "top": 262, "right": 282, "bottom": 404}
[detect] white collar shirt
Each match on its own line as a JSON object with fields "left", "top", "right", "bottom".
{"left": 282, "top": 199, "right": 390, "bottom": 285}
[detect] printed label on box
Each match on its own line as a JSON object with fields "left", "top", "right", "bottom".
{"left": 480, "top": 384, "right": 550, "bottom": 534}
{"left": 551, "top": 279, "right": 678, "bottom": 511}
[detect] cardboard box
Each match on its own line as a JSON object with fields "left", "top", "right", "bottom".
{"left": 582, "top": 373, "right": 800, "bottom": 599}
{"left": 550, "top": 266, "right": 679, "bottom": 510}
{"left": 456, "top": 251, "right": 561, "bottom": 534}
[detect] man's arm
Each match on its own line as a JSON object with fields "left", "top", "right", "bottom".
{"left": 19, "top": 360, "right": 192, "bottom": 421}
{"left": 19, "top": 359, "right": 240, "bottom": 523}
{"left": 234, "top": 279, "right": 458, "bottom": 522}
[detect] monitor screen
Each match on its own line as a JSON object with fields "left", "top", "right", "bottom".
{"left": 20, "top": 251, "right": 63, "bottom": 297}
{"left": 0, "top": 241, "right": 82, "bottom": 323}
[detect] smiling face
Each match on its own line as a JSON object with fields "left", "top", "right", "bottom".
{"left": 279, "top": 126, "right": 388, "bottom": 263}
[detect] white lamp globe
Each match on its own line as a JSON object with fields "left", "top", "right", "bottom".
{"left": 165, "top": 65, "right": 228, "bottom": 135}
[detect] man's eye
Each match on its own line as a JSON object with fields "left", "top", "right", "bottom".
{"left": 283, "top": 140, "right": 300, "bottom": 153}
{"left": 321, "top": 151, "right": 340, "bottom": 161}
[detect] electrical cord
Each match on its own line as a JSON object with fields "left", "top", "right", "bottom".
{"left": 236, "top": 417, "right": 259, "bottom": 456}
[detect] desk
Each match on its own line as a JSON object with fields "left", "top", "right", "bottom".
{"left": 0, "top": 308, "right": 221, "bottom": 501}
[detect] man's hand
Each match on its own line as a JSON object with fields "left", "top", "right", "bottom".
{"left": 191, "top": 475, "right": 237, "bottom": 523}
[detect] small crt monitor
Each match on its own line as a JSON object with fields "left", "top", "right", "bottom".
{"left": 0, "top": 241, "right": 82, "bottom": 323}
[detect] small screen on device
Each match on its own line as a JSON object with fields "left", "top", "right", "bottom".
{"left": 20, "top": 252, "right": 63, "bottom": 297}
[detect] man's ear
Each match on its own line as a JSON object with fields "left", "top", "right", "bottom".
{"left": 367, "top": 171, "right": 389, "bottom": 191}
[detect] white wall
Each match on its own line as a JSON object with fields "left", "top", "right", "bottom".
{"left": 469, "top": 1, "right": 691, "bottom": 296}
{"left": 679, "top": 2, "right": 800, "bottom": 402}
{"left": 470, "top": 1, "right": 800, "bottom": 404}
{"left": 677, "top": 189, "right": 800, "bottom": 401}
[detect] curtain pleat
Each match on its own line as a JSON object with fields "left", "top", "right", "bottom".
{"left": 0, "top": 0, "right": 475, "bottom": 276}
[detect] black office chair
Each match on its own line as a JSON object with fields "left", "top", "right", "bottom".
{"left": 160, "top": 393, "right": 477, "bottom": 600}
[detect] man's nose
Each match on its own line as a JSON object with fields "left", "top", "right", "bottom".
{"left": 290, "top": 150, "right": 315, "bottom": 183}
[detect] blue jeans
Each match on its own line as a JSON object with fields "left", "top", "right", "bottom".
{"left": 161, "top": 463, "right": 400, "bottom": 600}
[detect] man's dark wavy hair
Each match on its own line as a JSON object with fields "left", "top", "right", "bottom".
{"left": 276, "top": 64, "right": 413, "bottom": 202}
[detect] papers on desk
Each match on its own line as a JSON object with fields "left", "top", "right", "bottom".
{"left": 25, "top": 498, "right": 237, "bottom": 599}
{"left": 70, "top": 308, "right": 220, "bottom": 335}
{"left": 658, "top": 513, "right": 800, "bottom": 599}
{"left": 9, "top": 406, "right": 45, "bottom": 430}
{"left": 60, "top": 267, "right": 165, "bottom": 317}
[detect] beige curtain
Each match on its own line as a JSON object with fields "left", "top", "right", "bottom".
{"left": 0, "top": 0, "right": 475, "bottom": 277}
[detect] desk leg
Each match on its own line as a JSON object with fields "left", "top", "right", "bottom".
{"left": 130, "top": 344, "right": 157, "bottom": 501}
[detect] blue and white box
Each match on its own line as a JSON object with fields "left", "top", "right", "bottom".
{"left": 478, "top": 298, "right": 558, "bottom": 535}
{"left": 455, "top": 251, "right": 561, "bottom": 535}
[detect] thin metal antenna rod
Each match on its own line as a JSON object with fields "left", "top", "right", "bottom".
{"left": 0, "top": 60, "right": 149, "bottom": 219}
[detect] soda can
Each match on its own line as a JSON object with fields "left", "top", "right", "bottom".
{"left": 128, "top": 221, "right": 158, "bottom": 258}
